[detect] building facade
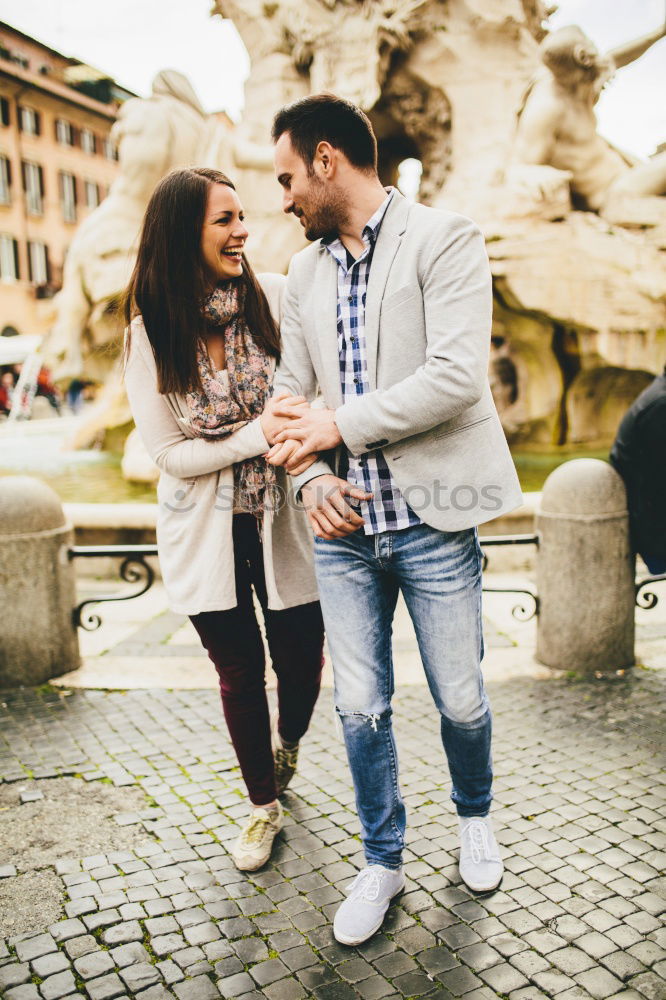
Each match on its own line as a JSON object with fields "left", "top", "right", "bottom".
{"left": 0, "top": 22, "right": 133, "bottom": 338}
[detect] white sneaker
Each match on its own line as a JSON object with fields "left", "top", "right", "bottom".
{"left": 231, "top": 801, "right": 283, "bottom": 871}
{"left": 459, "top": 815, "right": 503, "bottom": 892}
{"left": 333, "top": 865, "right": 405, "bottom": 946}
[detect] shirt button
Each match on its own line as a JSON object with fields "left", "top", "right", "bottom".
{"left": 348, "top": 295, "right": 353, "bottom": 302}
{"left": 353, "top": 377, "right": 359, "bottom": 384}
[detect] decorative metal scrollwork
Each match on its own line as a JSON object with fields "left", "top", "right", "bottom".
{"left": 480, "top": 586, "right": 540, "bottom": 621}
{"left": 70, "top": 546, "right": 157, "bottom": 630}
{"left": 479, "top": 534, "right": 540, "bottom": 620}
{"left": 635, "top": 573, "right": 666, "bottom": 610}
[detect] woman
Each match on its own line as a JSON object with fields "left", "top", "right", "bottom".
{"left": 123, "top": 166, "right": 325, "bottom": 871}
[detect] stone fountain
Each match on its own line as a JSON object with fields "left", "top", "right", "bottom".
{"left": 35, "top": 0, "right": 666, "bottom": 481}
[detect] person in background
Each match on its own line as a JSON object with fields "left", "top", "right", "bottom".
{"left": 0, "top": 370, "right": 16, "bottom": 416}
{"left": 610, "top": 364, "right": 666, "bottom": 575}
{"left": 66, "top": 378, "right": 87, "bottom": 414}
{"left": 36, "top": 366, "right": 62, "bottom": 414}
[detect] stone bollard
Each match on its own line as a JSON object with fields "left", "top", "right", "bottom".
{"left": 536, "top": 459, "right": 635, "bottom": 675}
{"left": 0, "top": 476, "right": 80, "bottom": 686}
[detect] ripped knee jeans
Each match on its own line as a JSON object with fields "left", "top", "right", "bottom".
{"left": 315, "top": 522, "right": 493, "bottom": 868}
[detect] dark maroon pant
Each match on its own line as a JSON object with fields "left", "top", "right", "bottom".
{"left": 190, "top": 514, "right": 324, "bottom": 806}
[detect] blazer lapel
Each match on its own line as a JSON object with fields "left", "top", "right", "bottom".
{"left": 364, "top": 191, "right": 410, "bottom": 389}
{"left": 313, "top": 248, "right": 343, "bottom": 408}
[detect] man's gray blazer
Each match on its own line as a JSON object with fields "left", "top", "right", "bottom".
{"left": 274, "top": 188, "right": 523, "bottom": 532}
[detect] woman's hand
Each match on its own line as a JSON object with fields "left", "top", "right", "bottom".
{"left": 265, "top": 438, "right": 318, "bottom": 477}
{"left": 260, "top": 392, "right": 308, "bottom": 445}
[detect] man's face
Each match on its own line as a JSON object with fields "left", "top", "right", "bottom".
{"left": 274, "top": 133, "right": 346, "bottom": 242}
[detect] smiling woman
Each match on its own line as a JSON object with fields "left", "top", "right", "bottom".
{"left": 123, "top": 167, "right": 280, "bottom": 396}
{"left": 121, "top": 164, "right": 325, "bottom": 875}
{"left": 200, "top": 183, "right": 248, "bottom": 285}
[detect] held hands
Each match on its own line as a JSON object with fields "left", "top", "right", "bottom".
{"left": 262, "top": 397, "right": 370, "bottom": 536}
{"left": 260, "top": 392, "right": 308, "bottom": 446}
{"left": 270, "top": 401, "right": 343, "bottom": 468}
{"left": 300, "top": 475, "right": 372, "bottom": 539}
{"left": 261, "top": 393, "right": 319, "bottom": 477}
{"left": 265, "top": 438, "right": 318, "bottom": 477}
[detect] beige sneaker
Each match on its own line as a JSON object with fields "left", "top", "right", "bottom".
{"left": 231, "top": 801, "right": 284, "bottom": 871}
{"left": 271, "top": 712, "right": 300, "bottom": 795}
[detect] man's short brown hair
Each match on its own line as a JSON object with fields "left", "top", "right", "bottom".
{"left": 272, "top": 94, "right": 378, "bottom": 174}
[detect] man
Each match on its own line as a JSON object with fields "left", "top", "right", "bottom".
{"left": 610, "top": 366, "right": 666, "bottom": 576}
{"left": 268, "top": 94, "right": 522, "bottom": 946}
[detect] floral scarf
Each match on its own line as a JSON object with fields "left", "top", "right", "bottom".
{"left": 185, "top": 282, "right": 276, "bottom": 518}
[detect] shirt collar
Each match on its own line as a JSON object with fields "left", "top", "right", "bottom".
{"left": 363, "top": 187, "right": 394, "bottom": 244}
{"left": 323, "top": 188, "right": 394, "bottom": 268}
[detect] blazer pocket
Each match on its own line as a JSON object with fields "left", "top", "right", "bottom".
{"left": 430, "top": 414, "right": 493, "bottom": 441}
{"left": 382, "top": 285, "right": 418, "bottom": 312}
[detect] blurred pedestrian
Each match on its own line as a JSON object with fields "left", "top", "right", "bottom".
{"left": 36, "top": 366, "right": 62, "bottom": 414}
{"left": 610, "top": 365, "right": 666, "bottom": 575}
{"left": 0, "top": 370, "right": 16, "bottom": 415}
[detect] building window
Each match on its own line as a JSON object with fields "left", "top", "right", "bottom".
{"left": 22, "top": 161, "right": 44, "bottom": 215}
{"left": 80, "top": 128, "right": 97, "bottom": 154}
{"left": 84, "top": 180, "right": 100, "bottom": 209}
{"left": 55, "top": 118, "right": 76, "bottom": 146}
{"left": 28, "top": 241, "right": 49, "bottom": 285}
{"left": 59, "top": 171, "right": 77, "bottom": 222}
{"left": 0, "top": 156, "right": 10, "bottom": 205}
{"left": 10, "top": 51, "right": 29, "bottom": 70}
{"left": 1, "top": 97, "right": 9, "bottom": 127}
{"left": 103, "top": 136, "right": 117, "bottom": 160}
{"left": 18, "top": 105, "right": 41, "bottom": 136}
{"left": 0, "top": 234, "right": 19, "bottom": 281}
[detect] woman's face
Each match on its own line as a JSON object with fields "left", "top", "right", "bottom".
{"left": 200, "top": 183, "right": 249, "bottom": 285}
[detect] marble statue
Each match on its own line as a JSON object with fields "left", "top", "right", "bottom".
{"left": 45, "top": 71, "right": 213, "bottom": 388}
{"left": 514, "top": 22, "right": 666, "bottom": 228}
{"left": 38, "top": 2, "right": 665, "bottom": 462}
{"left": 215, "top": 0, "right": 547, "bottom": 225}
{"left": 40, "top": 71, "right": 216, "bottom": 452}
{"left": 490, "top": 17, "right": 666, "bottom": 444}
{"left": 215, "top": 0, "right": 666, "bottom": 447}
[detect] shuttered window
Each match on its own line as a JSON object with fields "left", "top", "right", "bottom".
{"left": 0, "top": 155, "right": 10, "bottom": 204}
{"left": 59, "top": 170, "right": 77, "bottom": 223}
{"left": 22, "top": 160, "right": 44, "bottom": 215}
{"left": 0, "top": 234, "right": 19, "bottom": 281}
{"left": 28, "top": 241, "right": 49, "bottom": 284}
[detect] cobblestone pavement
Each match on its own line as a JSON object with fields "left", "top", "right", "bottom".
{"left": 1, "top": 667, "right": 665, "bottom": 1000}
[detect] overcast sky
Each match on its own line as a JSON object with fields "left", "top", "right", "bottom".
{"left": 1, "top": 0, "right": 664, "bottom": 157}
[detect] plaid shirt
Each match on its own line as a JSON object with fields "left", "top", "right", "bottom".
{"left": 323, "top": 191, "right": 420, "bottom": 535}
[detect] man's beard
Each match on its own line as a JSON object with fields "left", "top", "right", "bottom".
{"left": 302, "top": 180, "right": 349, "bottom": 242}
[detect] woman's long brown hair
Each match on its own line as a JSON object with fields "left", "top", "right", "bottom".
{"left": 123, "top": 166, "right": 280, "bottom": 395}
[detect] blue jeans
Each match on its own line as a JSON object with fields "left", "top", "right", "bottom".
{"left": 314, "top": 523, "right": 492, "bottom": 870}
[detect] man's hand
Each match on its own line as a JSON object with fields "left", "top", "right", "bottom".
{"left": 271, "top": 403, "right": 343, "bottom": 465}
{"left": 265, "top": 438, "right": 318, "bottom": 477}
{"left": 260, "top": 392, "right": 308, "bottom": 445}
{"left": 300, "top": 474, "right": 372, "bottom": 539}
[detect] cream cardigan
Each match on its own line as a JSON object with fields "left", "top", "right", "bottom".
{"left": 123, "top": 272, "right": 319, "bottom": 615}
